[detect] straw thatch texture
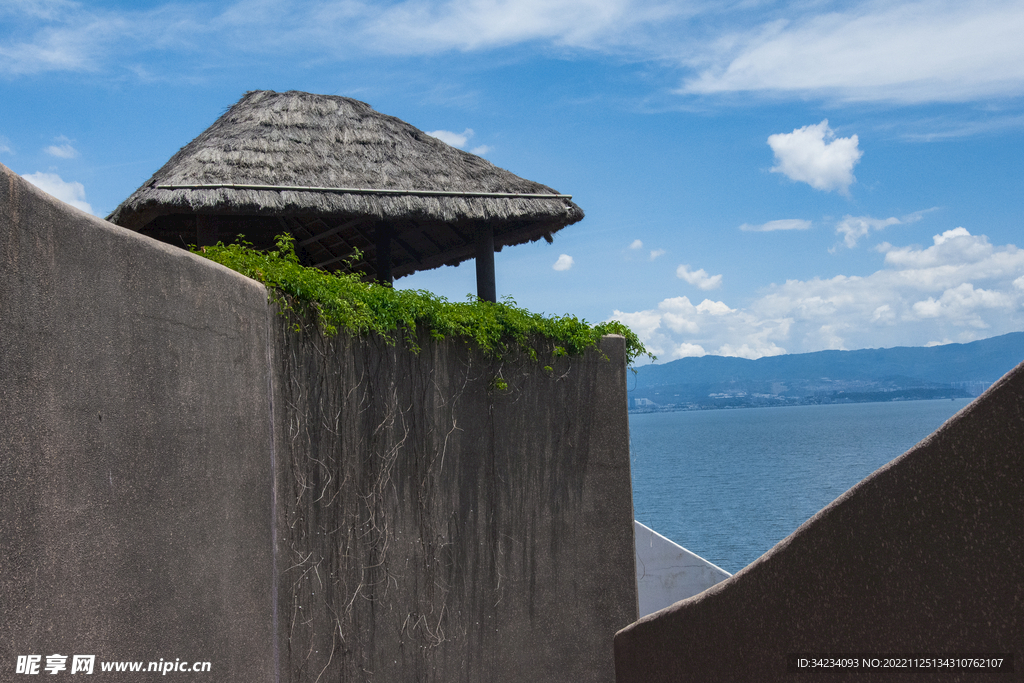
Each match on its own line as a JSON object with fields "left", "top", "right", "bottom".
{"left": 107, "top": 90, "right": 584, "bottom": 278}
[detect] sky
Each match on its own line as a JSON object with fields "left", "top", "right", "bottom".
{"left": 3, "top": 0, "right": 1023, "bottom": 363}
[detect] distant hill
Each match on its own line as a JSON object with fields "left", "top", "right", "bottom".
{"left": 629, "top": 331, "right": 1024, "bottom": 412}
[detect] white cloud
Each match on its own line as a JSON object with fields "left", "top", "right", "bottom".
{"left": 2, "top": 0, "right": 80, "bottom": 21}
{"left": 5, "top": 0, "right": 1024, "bottom": 109}
{"left": 739, "top": 219, "right": 812, "bottom": 232}
{"left": 934, "top": 226, "right": 971, "bottom": 245}
{"left": 610, "top": 295, "right": 782, "bottom": 360}
{"left": 871, "top": 304, "right": 895, "bottom": 325}
{"left": 45, "top": 135, "right": 79, "bottom": 158}
{"left": 676, "top": 264, "right": 722, "bottom": 290}
{"left": 751, "top": 231, "right": 1024, "bottom": 343}
{"left": 680, "top": 0, "right": 1024, "bottom": 104}
{"left": 426, "top": 128, "right": 492, "bottom": 156}
{"left": 835, "top": 215, "right": 900, "bottom": 249}
{"left": 427, "top": 128, "right": 474, "bottom": 148}
{"left": 553, "top": 253, "right": 574, "bottom": 271}
{"left": 0, "top": 0, "right": 173, "bottom": 75}
{"left": 358, "top": 0, "right": 672, "bottom": 54}
{"left": 612, "top": 228, "right": 1024, "bottom": 360}
{"left": 0, "top": 136, "right": 12, "bottom": 155}
{"left": 716, "top": 342, "right": 787, "bottom": 360}
{"left": 674, "top": 342, "right": 707, "bottom": 358}
{"left": 768, "top": 120, "right": 862, "bottom": 194}
{"left": 5, "top": 0, "right": 1023, "bottom": 114}
{"left": 659, "top": 296, "right": 701, "bottom": 334}
{"left": 649, "top": 248, "right": 666, "bottom": 260}
{"left": 45, "top": 143, "right": 78, "bottom": 158}
{"left": 696, "top": 299, "right": 733, "bottom": 316}
{"left": 835, "top": 210, "right": 931, "bottom": 249}
{"left": 610, "top": 308, "right": 662, "bottom": 339}
{"left": 877, "top": 227, "right": 998, "bottom": 271}
{"left": 1, "top": 0, "right": 675, "bottom": 75}
{"left": 629, "top": 239, "right": 643, "bottom": 249}
{"left": 21, "top": 171, "right": 94, "bottom": 214}
{"left": 900, "top": 114, "right": 1024, "bottom": 142}
{"left": 911, "top": 283, "right": 1014, "bottom": 325}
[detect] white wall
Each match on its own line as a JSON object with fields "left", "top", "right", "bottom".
{"left": 634, "top": 521, "right": 732, "bottom": 618}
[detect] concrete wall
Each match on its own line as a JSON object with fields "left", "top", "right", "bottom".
{"left": 634, "top": 521, "right": 730, "bottom": 618}
{"left": 1, "top": 164, "right": 277, "bottom": 680}
{"left": 615, "top": 359, "right": 1024, "bottom": 682}
{"left": 1, "top": 163, "right": 637, "bottom": 682}
{"left": 271, "top": 314, "right": 637, "bottom": 682}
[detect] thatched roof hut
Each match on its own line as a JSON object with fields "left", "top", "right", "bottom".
{"left": 107, "top": 90, "right": 584, "bottom": 300}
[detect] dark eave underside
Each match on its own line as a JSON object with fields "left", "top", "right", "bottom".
{"left": 139, "top": 209, "right": 563, "bottom": 281}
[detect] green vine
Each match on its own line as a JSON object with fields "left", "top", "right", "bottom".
{"left": 193, "top": 234, "right": 654, "bottom": 365}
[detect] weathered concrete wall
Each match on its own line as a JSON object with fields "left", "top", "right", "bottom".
{"left": 615, "top": 359, "right": 1024, "bottom": 682}
{"left": 634, "top": 521, "right": 730, "bottom": 618}
{"left": 272, "top": 316, "right": 637, "bottom": 682}
{"left": 1, "top": 164, "right": 277, "bottom": 679}
{"left": 1, "top": 163, "right": 637, "bottom": 682}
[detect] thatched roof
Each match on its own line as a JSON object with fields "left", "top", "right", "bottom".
{"left": 107, "top": 90, "right": 584, "bottom": 279}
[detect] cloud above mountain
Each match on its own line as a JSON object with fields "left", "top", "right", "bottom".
{"left": 612, "top": 228, "right": 1024, "bottom": 360}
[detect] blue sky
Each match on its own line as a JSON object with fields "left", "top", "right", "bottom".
{"left": 3, "top": 0, "right": 1023, "bottom": 362}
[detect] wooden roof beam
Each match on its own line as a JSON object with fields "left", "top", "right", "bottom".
{"left": 298, "top": 217, "right": 367, "bottom": 247}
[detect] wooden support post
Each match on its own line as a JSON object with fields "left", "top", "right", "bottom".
{"left": 196, "top": 215, "right": 219, "bottom": 247}
{"left": 474, "top": 225, "right": 496, "bottom": 303}
{"left": 375, "top": 225, "right": 393, "bottom": 286}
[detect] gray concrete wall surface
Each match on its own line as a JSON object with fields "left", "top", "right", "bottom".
{"left": 271, "top": 316, "right": 638, "bottom": 682}
{"left": 2, "top": 162, "right": 638, "bottom": 682}
{"left": 614, "top": 358, "right": 1024, "bottom": 682}
{"left": 1, "top": 164, "right": 278, "bottom": 681}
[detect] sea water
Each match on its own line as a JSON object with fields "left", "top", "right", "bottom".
{"left": 629, "top": 398, "right": 972, "bottom": 574}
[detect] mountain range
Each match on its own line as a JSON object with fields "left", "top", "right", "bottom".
{"left": 628, "top": 331, "right": 1024, "bottom": 412}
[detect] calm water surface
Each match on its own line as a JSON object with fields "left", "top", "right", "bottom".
{"left": 629, "top": 399, "right": 971, "bottom": 574}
